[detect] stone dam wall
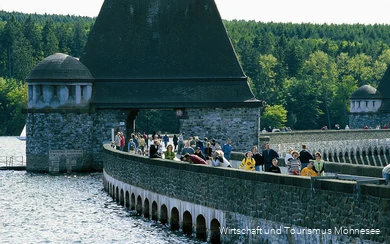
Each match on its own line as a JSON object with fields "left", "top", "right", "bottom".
{"left": 103, "top": 145, "right": 390, "bottom": 243}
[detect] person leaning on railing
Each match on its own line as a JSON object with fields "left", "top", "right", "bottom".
{"left": 312, "top": 152, "right": 325, "bottom": 176}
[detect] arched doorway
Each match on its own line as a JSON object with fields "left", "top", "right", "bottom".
{"left": 144, "top": 198, "right": 150, "bottom": 218}
{"left": 170, "top": 207, "right": 179, "bottom": 231}
{"left": 136, "top": 196, "right": 142, "bottom": 215}
{"left": 152, "top": 201, "right": 158, "bottom": 221}
{"left": 130, "top": 193, "right": 135, "bottom": 210}
{"left": 126, "top": 109, "right": 140, "bottom": 137}
{"left": 119, "top": 189, "right": 124, "bottom": 206}
{"left": 125, "top": 191, "right": 130, "bottom": 208}
{"left": 183, "top": 211, "right": 192, "bottom": 236}
{"left": 160, "top": 204, "right": 168, "bottom": 224}
{"left": 115, "top": 186, "right": 119, "bottom": 202}
{"left": 210, "top": 219, "right": 221, "bottom": 244}
{"left": 196, "top": 215, "right": 207, "bottom": 241}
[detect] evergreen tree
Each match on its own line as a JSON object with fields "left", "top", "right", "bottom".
{"left": 42, "top": 20, "right": 59, "bottom": 57}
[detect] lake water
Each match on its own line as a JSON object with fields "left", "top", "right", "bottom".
{"left": 0, "top": 137, "right": 201, "bottom": 244}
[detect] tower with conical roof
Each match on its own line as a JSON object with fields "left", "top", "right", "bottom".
{"left": 25, "top": 0, "right": 263, "bottom": 172}
{"left": 349, "top": 66, "right": 390, "bottom": 128}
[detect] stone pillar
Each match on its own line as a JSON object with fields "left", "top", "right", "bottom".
{"left": 75, "top": 85, "right": 81, "bottom": 104}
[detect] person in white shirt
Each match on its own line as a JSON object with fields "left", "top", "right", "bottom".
{"left": 383, "top": 164, "right": 390, "bottom": 185}
{"left": 211, "top": 150, "right": 232, "bottom": 168}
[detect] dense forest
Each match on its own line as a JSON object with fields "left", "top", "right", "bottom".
{"left": 1, "top": 10, "right": 390, "bottom": 135}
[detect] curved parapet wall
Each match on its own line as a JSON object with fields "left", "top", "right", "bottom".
{"left": 103, "top": 144, "right": 390, "bottom": 243}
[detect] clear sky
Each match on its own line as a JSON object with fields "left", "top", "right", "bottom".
{"left": 1, "top": 0, "right": 390, "bottom": 25}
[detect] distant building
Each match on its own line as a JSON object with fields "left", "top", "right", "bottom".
{"left": 349, "top": 67, "right": 390, "bottom": 128}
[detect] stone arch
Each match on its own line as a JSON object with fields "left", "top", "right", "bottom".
{"left": 115, "top": 186, "right": 119, "bottom": 203}
{"left": 119, "top": 189, "right": 124, "bottom": 206}
{"left": 125, "top": 191, "right": 130, "bottom": 208}
{"left": 374, "top": 146, "right": 379, "bottom": 156}
{"left": 131, "top": 193, "right": 135, "bottom": 210}
{"left": 144, "top": 198, "right": 150, "bottom": 218}
{"left": 126, "top": 110, "right": 140, "bottom": 139}
{"left": 152, "top": 201, "right": 158, "bottom": 221}
{"left": 160, "top": 204, "right": 168, "bottom": 224}
{"left": 112, "top": 184, "right": 115, "bottom": 198}
{"left": 183, "top": 211, "right": 192, "bottom": 236}
{"left": 196, "top": 214, "right": 207, "bottom": 241}
{"left": 210, "top": 218, "right": 221, "bottom": 244}
{"left": 170, "top": 207, "right": 180, "bottom": 230}
{"left": 136, "top": 195, "right": 142, "bottom": 215}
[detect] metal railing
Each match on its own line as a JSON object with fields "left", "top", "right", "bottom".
{"left": 0, "top": 156, "right": 26, "bottom": 169}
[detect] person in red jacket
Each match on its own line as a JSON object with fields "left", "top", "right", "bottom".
{"left": 181, "top": 153, "right": 208, "bottom": 165}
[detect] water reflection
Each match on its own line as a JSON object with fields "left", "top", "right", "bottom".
{"left": 0, "top": 171, "right": 200, "bottom": 244}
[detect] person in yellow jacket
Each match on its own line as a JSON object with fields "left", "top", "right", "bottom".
{"left": 239, "top": 151, "right": 255, "bottom": 171}
{"left": 301, "top": 161, "right": 317, "bottom": 177}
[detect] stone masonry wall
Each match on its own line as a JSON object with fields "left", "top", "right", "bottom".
{"left": 179, "top": 107, "right": 260, "bottom": 152}
{"left": 26, "top": 112, "right": 94, "bottom": 172}
{"left": 350, "top": 113, "right": 390, "bottom": 129}
{"left": 26, "top": 109, "right": 129, "bottom": 172}
{"left": 104, "top": 146, "right": 390, "bottom": 243}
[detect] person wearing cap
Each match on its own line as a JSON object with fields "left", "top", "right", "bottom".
{"left": 194, "top": 147, "right": 206, "bottom": 160}
{"left": 221, "top": 139, "right": 233, "bottom": 161}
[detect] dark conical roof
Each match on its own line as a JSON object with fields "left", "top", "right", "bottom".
{"left": 377, "top": 65, "right": 390, "bottom": 112}
{"left": 80, "top": 0, "right": 260, "bottom": 108}
{"left": 80, "top": 0, "right": 244, "bottom": 79}
{"left": 377, "top": 65, "right": 390, "bottom": 99}
{"left": 27, "top": 53, "right": 94, "bottom": 81}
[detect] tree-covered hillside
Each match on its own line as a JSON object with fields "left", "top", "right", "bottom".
{"left": 1, "top": 11, "right": 390, "bottom": 134}
{"left": 224, "top": 20, "right": 390, "bottom": 129}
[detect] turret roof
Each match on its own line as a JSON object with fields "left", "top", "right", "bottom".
{"left": 26, "top": 53, "right": 94, "bottom": 82}
{"left": 350, "top": 85, "right": 382, "bottom": 99}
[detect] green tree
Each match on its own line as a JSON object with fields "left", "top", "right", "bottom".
{"left": 261, "top": 104, "right": 287, "bottom": 130}
{"left": 0, "top": 77, "right": 27, "bottom": 135}
{"left": 285, "top": 77, "right": 323, "bottom": 129}
{"left": 300, "top": 51, "right": 337, "bottom": 128}
{"left": 42, "top": 20, "right": 59, "bottom": 57}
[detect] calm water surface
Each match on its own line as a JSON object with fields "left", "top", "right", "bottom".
{"left": 0, "top": 137, "right": 201, "bottom": 244}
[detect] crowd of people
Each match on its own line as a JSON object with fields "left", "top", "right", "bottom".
{"left": 110, "top": 131, "right": 390, "bottom": 184}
